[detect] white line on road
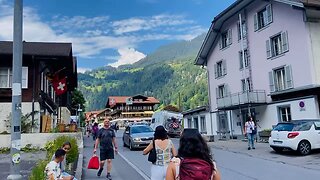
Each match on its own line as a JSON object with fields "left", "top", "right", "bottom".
{"left": 117, "top": 151, "right": 150, "bottom": 180}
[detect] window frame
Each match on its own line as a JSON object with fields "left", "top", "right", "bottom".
{"left": 241, "top": 78, "right": 251, "bottom": 92}
{"left": 278, "top": 106, "right": 292, "bottom": 122}
{"left": 0, "top": 67, "right": 28, "bottom": 89}
{"left": 219, "top": 29, "right": 232, "bottom": 50}
{"left": 239, "top": 49, "right": 249, "bottom": 70}
{"left": 200, "top": 116, "right": 207, "bottom": 134}
{"left": 254, "top": 4, "right": 273, "bottom": 31}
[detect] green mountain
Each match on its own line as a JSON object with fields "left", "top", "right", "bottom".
{"left": 78, "top": 34, "right": 208, "bottom": 111}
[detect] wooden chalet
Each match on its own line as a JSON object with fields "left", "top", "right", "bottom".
{"left": 0, "top": 41, "right": 77, "bottom": 133}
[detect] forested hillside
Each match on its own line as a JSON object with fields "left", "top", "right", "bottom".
{"left": 78, "top": 34, "right": 208, "bottom": 111}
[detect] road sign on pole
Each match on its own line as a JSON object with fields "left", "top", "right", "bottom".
{"left": 7, "top": 0, "right": 23, "bottom": 179}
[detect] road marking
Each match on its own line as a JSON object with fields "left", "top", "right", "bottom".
{"left": 117, "top": 151, "right": 150, "bottom": 180}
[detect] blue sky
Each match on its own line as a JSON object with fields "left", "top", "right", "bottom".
{"left": 0, "top": 0, "right": 235, "bottom": 72}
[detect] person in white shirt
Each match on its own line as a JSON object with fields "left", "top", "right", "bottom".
{"left": 45, "top": 149, "right": 74, "bottom": 180}
{"left": 244, "top": 116, "right": 256, "bottom": 150}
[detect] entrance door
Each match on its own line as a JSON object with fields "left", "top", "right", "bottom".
{"left": 240, "top": 108, "right": 256, "bottom": 134}
{"left": 217, "top": 112, "right": 229, "bottom": 135}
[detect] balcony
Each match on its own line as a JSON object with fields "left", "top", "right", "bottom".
{"left": 217, "top": 90, "right": 267, "bottom": 110}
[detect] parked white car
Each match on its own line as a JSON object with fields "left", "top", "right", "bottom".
{"left": 269, "top": 120, "right": 320, "bottom": 155}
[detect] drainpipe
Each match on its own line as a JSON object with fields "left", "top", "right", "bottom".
{"left": 206, "top": 67, "right": 214, "bottom": 136}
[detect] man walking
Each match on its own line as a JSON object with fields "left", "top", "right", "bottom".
{"left": 94, "top": 117, "right": 118, "bottom": 180}
{"left": 244, "top": 116, "right": 256, "bottom": 150}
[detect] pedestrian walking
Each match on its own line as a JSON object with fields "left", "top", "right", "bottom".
{"left": 143, "top": 126, "right": 177, "bottom": 180}
{"left": 92, "top": 122, "right": 99, "bottom": 141}
{"left": 86, "top": 122, "right": 92, "bottom": 138}
{"left": 244, "top": 116, "right": 256, "bottom": 150}
{"left": 45, "top": 149, "right": 74, "bottom": 180}
{"left": 166, "top": 128, "right": 221, "bottom": 180}
{"left": 93, "top": 117, "right": 118, "bottom": 180}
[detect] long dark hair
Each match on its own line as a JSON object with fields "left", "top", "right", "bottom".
{"left": 154, "top": 126, "right": 168, "bottom": 140}
{"left": 178, "top": 128, "right": 213, "bottom": 166}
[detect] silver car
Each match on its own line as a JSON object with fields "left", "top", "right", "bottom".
{"left": 123, "top": 124, "right": 154, "bottom": 150}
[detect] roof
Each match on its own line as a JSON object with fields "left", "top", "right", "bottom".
{"left": 182, "top": 106, "right": 209, "bottom": 115}
{"left": 195, "top": 0, "right": 305, "bottom": 66}
{"left": 0, "top": 41, "right": 72, "bottom": 57}
{"left": 106, "top": 95, "right": 160, "bottom": 107}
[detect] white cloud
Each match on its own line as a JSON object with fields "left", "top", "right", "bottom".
{"left": 77, "top": 67, "right": 92, "bottom": 73}
{"left": 112, "top": 14, "right": 194, "bottom": 35}
{"left": 109, "top": 48, "right": 146, "bottom": 67}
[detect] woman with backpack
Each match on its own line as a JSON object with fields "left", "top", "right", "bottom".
{"left": 143, "top": 126, "right": 177, "bottom": 180}
{"left": 166, "top": 128, "right": 221, "bottom": 180}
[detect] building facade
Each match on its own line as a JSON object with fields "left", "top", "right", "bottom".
{"left": 182, "top": 106, "right": 214, "bottom": 135}
{"left": 105, "top": 95, "right": 160, "bottom": 121}
{"left": 196, "top": 0, "right": 320, "bottom": 137}
{"left": 0, "top": 41, "right": 77, "bottom": 133}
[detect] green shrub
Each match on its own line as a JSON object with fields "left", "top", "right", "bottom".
{"left": 44, "top": 135, "right": 79, "bottom": 164}
{"left": 30, "top": 135, "right": 79, "bottom": 179}
{"left": 0, "top": 147, "right": 10, "bottom": 154}
{"left": 29, "top": 159, "right": 49, "bottom": 180}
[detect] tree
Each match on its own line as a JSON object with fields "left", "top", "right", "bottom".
{"left": 71, "top": 89, "right": 86, "bottom": 115}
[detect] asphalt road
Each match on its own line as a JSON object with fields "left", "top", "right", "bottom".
{"left": 83, "top": 130, "right": 320, "bottom": 180}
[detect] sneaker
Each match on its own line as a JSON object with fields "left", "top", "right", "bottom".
{"left": 106, "top": 173, "right": 112, "bottom": 180}
{"left": 97, "top": 168, "right": 104, "bottom": 177}
{"left": 248, "top": 147, "right": 251, "bottom": 150}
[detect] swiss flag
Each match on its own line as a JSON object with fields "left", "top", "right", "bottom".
{"left": 53, "top": 77, "right": 67, "bottom": 96}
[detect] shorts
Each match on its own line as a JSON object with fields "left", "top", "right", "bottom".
{"left": 100, "top": 149, "right": 114, "bottom": 161}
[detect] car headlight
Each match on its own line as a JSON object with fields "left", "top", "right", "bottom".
{"left": 133, "top": 138, "right": 141, "bottom": 141}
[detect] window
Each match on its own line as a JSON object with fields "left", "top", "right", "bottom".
{"left": 200, "top": 116, "right": 207, "bottom": 134}
{"left": 0, "top": 67, "right": 28, "bottom": 88}
{"left": 214, "top": 60, "right": 227, "bottom": 78}
{"left": 266, "top": 32, "right": 289, "bottom": 58}
{"left": 219, "top": 29, "right": 232, "bottom": 49}
{"left": 278, "top": 106, "right": 291, "bottom": 122}
{"left": 187, "top": 118, "right": 192, "bottom": 128}
{"left": 314, "top": 122, "right": 320, "bottom": 130}
{"left": 269, "top": 65, "right": 293, "bottom": 92}
{"left": 254, "top": 4, "right": 273, "bottom": 31}
{"left": 217, "top": 85, "right": 226, "bottom": 98}
{"left": 193, "top": 117, "right": 199, "bottom": 130}
{"left": 238, "top": 21, "right": 247, "bottom": 40}
{"left": 241, "top": 78, "right": 251, "bottom": 92}
{"left": 239, "top": 49, "right": 249, "bottom": 69}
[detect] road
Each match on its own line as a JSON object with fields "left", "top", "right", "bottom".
{"left": 83, "top": 130, "right": 320, "bottom": 180}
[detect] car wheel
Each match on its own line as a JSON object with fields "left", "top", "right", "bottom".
{"left": 298, "top": 140, "right": 311, "bottom": 155}
{"left": 272, "top": 147, "right": 284, "bottom": 153}
{"left": 129, "top": 140, "right": 134, "bottom": 151}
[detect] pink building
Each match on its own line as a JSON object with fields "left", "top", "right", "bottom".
{"left": 196, "top": 0, "right": 320, "bottom": 138}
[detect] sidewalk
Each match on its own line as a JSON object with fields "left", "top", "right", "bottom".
{"left": 82, "top": 135, "right": 147, "bottom": 180}
{"left": 0, "top": 151, "right": 46, "bottom": 179}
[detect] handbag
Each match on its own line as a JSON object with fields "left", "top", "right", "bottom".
{"left": 148, "top": 140, "right": 157, "bottom": 163}
{"left": 87, "top": 155, "right": 99, "bottom": 169}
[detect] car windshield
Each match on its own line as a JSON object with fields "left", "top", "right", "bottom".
{"left": 273, "top": 123, "right": 294, "bottom": 131}
{"left": 131, "top": 126, "right": 153, "bottom": 134}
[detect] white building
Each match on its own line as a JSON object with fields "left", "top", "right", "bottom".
{"left": 195, "top": 0, "right": 320, "bottom": 137}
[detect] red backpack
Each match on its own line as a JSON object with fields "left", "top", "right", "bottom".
{"left": 179, "top": 158, "right": 213, "bottom": 180}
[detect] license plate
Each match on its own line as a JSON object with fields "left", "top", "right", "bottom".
{"left": 273, "top": 140, "right": 282, "bottom": 144}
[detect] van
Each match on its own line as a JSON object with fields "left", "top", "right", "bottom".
{"left": 150, "top": 110, "right": 183, "bottom": 137}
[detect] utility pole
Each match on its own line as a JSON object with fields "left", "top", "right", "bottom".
{"left": 8, "top": 0, "right": 23, "bottom": 180}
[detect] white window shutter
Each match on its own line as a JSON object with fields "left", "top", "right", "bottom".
{"left": 216, "top": 87, "right": 219, "bottom": 98}
{"left": 266, "top": 39, "right": 272, "bottom": 58}
{"left": 224, "top": 84, "right": 229, "bottom": 97}
{"left": 222, "top": 60, "right": 227, "bottom": 75}
{"left": 269, "top": 71, "right": 275, "bottom": 92}
{"left": 266, "top": 4, "right": 273, "bottom": 24}
{"left": 285, "top": 65, "right": 293, "bottom": 89}
{"left": 227, "top": 29, "right": 232, "bottom": 45}
{"left": 239, "top": 51, "right": 243, "bottom": 69}
{"left": 281, "top": 31, "right": 289, "bottom": 53}
{"left": 219, "top": 37, "right": 222, "bottom": 49}
{"left": 214, "top": 64, "right": 217, "bottom": 78}
{"left": 254, "top": 13, "right": 258, "bottom": 31}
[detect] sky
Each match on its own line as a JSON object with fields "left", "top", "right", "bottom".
{"left": 0, "top": 0, "right": 235, "bottom": 72}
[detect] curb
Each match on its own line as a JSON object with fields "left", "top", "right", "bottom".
{"left": 75, "top": 132, "right": 84, "bottom": 180}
